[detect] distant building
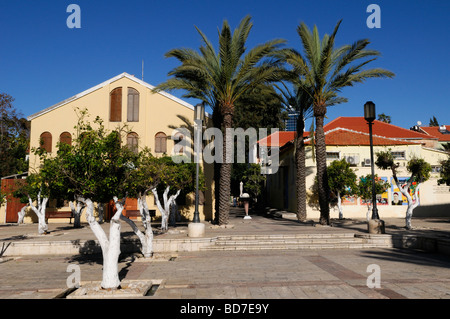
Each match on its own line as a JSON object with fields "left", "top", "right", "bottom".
{"left": 260, "top": 117, "right": 450, "bottom": 219}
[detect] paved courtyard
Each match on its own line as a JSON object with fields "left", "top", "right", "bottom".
{"left": 0, "top": 207, "right": 450, "bottom": 302}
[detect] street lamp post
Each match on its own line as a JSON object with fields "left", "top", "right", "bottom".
{"left": 193, "top": 102, "right": 205, "bottom": 223}
{"left": 364, "top": 101, "right": 385, "bottom": 234}
{"left": 364, "top": 101, "right": 379, "bottom": 220}
{"left": 188, "top": 102, "right": 205, "bottom": 237}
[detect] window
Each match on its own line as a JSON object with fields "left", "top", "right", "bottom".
{"left": 326, "top": 152, "right": 340, "bottom": 160}
{"left": 127, "top": 132, "right": 139, "bottom": 153}
{"left": 431, "top": 165, "right": 442, "bottom": 173}
{"left": 110, "top": 87, "right": 122, "bottom": 122}
{"left": 127, "top": 88, "right": 139, "bottom": 122}
{"left": 391, "top": 151, "right": 406, "bottom": 160}
{"left": 59, "top": 132, "right": 72, "bottom": 146}
{"left": 40, "top": 132, "right": 52, "bottom": 152}
{"left": 155, "top": 132, "right": 167, "bottom": 153}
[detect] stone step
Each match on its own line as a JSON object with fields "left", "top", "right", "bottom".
{"left": 201, "top": 242, "right": 391, "bottom": 251}
{"left": 200, "top": 233, "right": 393, "bottom": 251}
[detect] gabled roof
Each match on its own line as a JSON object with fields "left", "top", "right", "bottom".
{"left": 324, "top": 117, "right": 436, "bottom": 140}
{"left": 258, "top": 131, "right": 310, "bottom": 148}
{"left": 258, "top": 126, "right": 420, "bottom": 148}
{"left": 27, "top": 73, "right": 198, "bottom": 121}
{"left": 304, "top": 128, "right": 418, "bottom": 146}
{"left": 419, "top": 126, "right": 450, "bottom": 142}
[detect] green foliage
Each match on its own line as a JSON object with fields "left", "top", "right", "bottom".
{"left": 377, "top": 113, "right": 391, "bottom": 123}
{"left": 231, "top": 163, "right": 265, "bottom": 199}
{"left": 357, "top": 174, "right": 390, "bottom": 203}
{"left": 429, "top": 116, "right": 439, "bottom": 127}
{"left": 327, "top": 159, "right": 357, "bottom": 197}
{"left": 0, "top": 93, "right": 30, "bottom": 178}
{"left": 407, "top": 157, "right": 431, "bottom": 183}
{"left": 438, "top": 156, "right": 450, "bottom": 187}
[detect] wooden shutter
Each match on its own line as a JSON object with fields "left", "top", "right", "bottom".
{"left": 40, "top": 132, "right": 52, "bottom": 152}
{"left": 59, "top": 132, "right": 72, "bottom": 146}
{"left": 155, "top": 132, "right": 167, "bottom": 153}
{"left": 127, "top": 132, "right": 139, "bottom": 153}
{"left": 127, "top": 88, "right": 139, "bottom": 122}
{"left": 110, "top": 88, "right": 122, "bottom": 122}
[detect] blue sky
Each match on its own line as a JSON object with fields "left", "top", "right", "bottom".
{"left": 1, "top": 0, "right": 449, "bottom": 129}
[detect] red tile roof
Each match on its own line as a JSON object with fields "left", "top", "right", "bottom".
{"left": 304, "top": 128, "right": 418, "bottom": 146}
{"left": 258, "top": 131, "right": 309, "bottom": 147}
{"left": 324, "top": 117, "right": 435, "bottom": 140}
{"left": 419, "top": 126, "right": 450, "bottom": 142}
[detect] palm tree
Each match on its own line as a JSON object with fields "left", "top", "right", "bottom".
{"left": 154, "top": 15, "right": 286, "bottom": 225}
{"left": 276, "top": 81, "right": 313, "bottom": 221}
{"left": 281, "top": 20, "right": 395, "bottom": 225}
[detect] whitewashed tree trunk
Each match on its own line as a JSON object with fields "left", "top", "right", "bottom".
{"left": 17, "top": 204, "right": 28, "bottom": 224}
{"left": 152, "top": 187, "right": 181, "bottom": 232}
{"left": 69, "top": 200, "right": 85, "bottom": 228}
{"left": 97, "top": 203, "right": 105, "bottom": 224}
{"left": 28, "top": 192, "right": 48, "bottom": 234}
{"left": 366, "top": 202, "right": 372, "bottom": 222}
{"left": 394, "top": 177, "right": 421, "bottom": 230}
{"left": 337, "top": 191, "right": 343, "bottom": 220}
{"left": 79, "top": 196, "right": 123, "bottom": 290}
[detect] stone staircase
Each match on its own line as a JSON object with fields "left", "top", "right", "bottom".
{"left": 200, "top": 233, "right": 393, "bottom": 251}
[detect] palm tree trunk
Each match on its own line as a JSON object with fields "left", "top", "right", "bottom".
{"left": 315, "top": 114, "right": 330, "bottom": 225}
{"left": 218, "top": 112, "right": 233, "bottom": 225}
{"left": 295, "top": 117, "right": 307, "bottom": 222}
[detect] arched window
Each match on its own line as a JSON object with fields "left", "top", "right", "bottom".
{"left": 59, "top": 132, "right": 72, "bottom": 146}
{"left": 127, "top": 88, "right": 139, "bottom": 122}
{"left": 110, "top": 87, "right": 122, "bottom": 122}
{"left": 40, "top": 132, "right": 52, "bottom": 152}
{"left": 155, "top": 132, "right": 167, "bottom": 153}
{"left": 127, "top": 132, "right": 139, "bottom": 153}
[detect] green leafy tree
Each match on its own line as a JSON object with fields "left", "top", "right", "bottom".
{"left": 377, "top": 113, "right": 391, "bottom": 123}
{"left": 0, "top": 93, "right": 30, "bottom": 178}
{"left": 154, "top": 15, "right": 286, "bottom": 225}
{"left": 275, "top": 80, "right": 313, "bottom": 221}
{"left": 280, "top": 20, "right": 394, "bottom": 225}
{"left": 438, "top": 156, "right": 450, "bottom": 187}
{"left": 327, "top": 159, "right": 358, "bottom": 220}
{"left": 357, "top": 174, "right": 390, "bottom": 221}
{"left": 376, "top": 150, "right": 431, "bottom": 229}
{"left": 429, "top": 116, "right": 439, "bottom": 127}
{"left": 52, "top": 110, "right": 138, "bottom": 289}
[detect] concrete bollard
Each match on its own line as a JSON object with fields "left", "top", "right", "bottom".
{"left": 368, "top": 219, "right": 385, "bottom": 234}
{"left": 188, "top": 222, "right": 205, "bottom": 238}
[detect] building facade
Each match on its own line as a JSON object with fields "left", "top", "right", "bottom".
{"left": 263, "top": 117, "right": 450, "bottom": 219}
{"left": 1, "top": 73, "right": 214, "bottom": 224}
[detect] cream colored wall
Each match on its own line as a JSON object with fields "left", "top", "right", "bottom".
{"left": 266, "top": 143, "right": 450, "bottom": 219}
{"left": 23, "top": 75, "right": 214, "bottom": 224}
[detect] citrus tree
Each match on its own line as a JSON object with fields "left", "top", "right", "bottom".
{"left": 357, "top": 174, "right": 390, "bottom": 221}
{"left": 376, "top": 150, "right": 431, "bottom": 229}
{"left": 327, "top": 159, "right": 358, "bottom": 219}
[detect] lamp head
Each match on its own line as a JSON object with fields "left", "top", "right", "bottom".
{"left": 364, "top": 101, "right": 376, "bottom": 123}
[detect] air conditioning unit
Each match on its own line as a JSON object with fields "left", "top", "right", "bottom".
{"left": 363, "top": 158, "right": 372, "bottom": 167}
{"left": 345, "top": 155, "right": 359, "bottom": 166}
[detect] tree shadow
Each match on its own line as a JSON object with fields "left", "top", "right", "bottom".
{"left": 359, "top": 248, "right": 450, "bottom": 269}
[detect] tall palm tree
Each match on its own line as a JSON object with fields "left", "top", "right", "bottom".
{"left": 154, "top": 15, "right": 286, "bottom": 225}
{"left": 276, "top": 81, "right": 313, "bottom": 221}
{"left": 281, "top": 20, "right": 395, "bottom": 225}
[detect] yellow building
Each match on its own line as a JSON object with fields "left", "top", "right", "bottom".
{"left": 1, "top": 72, "right": 214, "bottom": 224}
{"left": 262, "top": 117, "right": 450, "bottom": 219}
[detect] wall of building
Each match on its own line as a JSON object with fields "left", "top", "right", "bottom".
{"left": 5, "top": 75, "right": 215, "bottom": 225}
{"left": 265, "top": 144, "right": 450, "bottom": 219}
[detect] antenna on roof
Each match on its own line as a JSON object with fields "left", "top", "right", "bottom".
{"left": 142, "top": 59, "right": 144, "bottom": 81}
